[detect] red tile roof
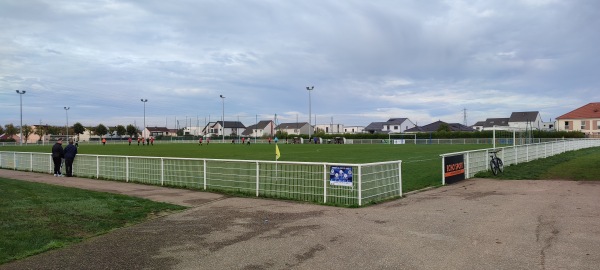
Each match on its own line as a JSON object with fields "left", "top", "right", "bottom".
{"left": 556, "top": 102, "right": 600, "bottom": 119}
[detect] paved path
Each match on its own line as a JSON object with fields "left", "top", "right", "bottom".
{"left": 1, "top": 169, "right": 599, "bottom": 270}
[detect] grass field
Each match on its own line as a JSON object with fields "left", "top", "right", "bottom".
{"left": 0, "top": 178, "right": 186, "bottom": 265}
{"left": 476, "top": 146, "right": 600, "bottom": 180}
{"left": 1, "top": 142, "right": 492, "bottom": 192}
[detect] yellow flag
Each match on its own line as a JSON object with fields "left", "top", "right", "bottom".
{"left": 275, "top": 144, "right": 281, "bottom": 160}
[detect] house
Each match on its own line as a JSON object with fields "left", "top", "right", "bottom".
{"left": 343, "top": 126, "right": 365, "bottom": 134}
{"left": 145, "top": 127, "right": 171, "bottom": 137}
{"left": 365, "top": 118, "right": 415, "bottom": 134}
{"left": 276, "top": 122, "right": 311, "bottom": 135}
{"left": 203, "top": 121, "right": 246, "bottom": 137}
{"left": 556, "top": 102, "right": 600, "bottom": 135}
{"left": 242, "top": 120, "right": 275, "bottom": 138}
{"left": 471, "top": 121, "right": 486, "bottom": 131}
{"left": 508, "top": 111, "right": 543, "bottom": 130}
{"left": 405, "top": 120, "right": 473, "bottom": 132}
{"left": 315, "top": 124, "right": 344, "bottom": 134}
{"left": 482, "top": 118, "right": 510, "bottom": 130}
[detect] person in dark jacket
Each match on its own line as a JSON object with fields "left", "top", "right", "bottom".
{"left": 64, "top": 138, "right": 78, "bottom": 177}
{"left": 51, "top": 138, "right": 64, "bottom": 176}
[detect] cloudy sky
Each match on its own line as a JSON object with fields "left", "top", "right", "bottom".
{"left": 1, "top": 0, "right": 599, "bottom": 130}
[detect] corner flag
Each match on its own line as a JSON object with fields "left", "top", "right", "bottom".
{"left": 275, "top": 144, "right": 281, "bottom": 160}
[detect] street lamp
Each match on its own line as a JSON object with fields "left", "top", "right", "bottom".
{"left": 141, "top": 99, "right": 148, "bottom": 137}
{"left": 220, "top": 95, "right": 225, "bottom": 143}
{"left": 64, "top": 107, "right": 70, "bottom": 141}
{"left": 306, "top": 86, "right": 314, "bottom": 139}
{"left": 15, "top": 90, "right": 26, "bottom": 145}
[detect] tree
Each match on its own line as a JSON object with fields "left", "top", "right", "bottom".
{"left": 96, "top": 124, "right": 108, "bottom": 138}
{"left": 116, "top": 125, "right": 126, "bottom": 137}
{"left": 126, "top": 124, "right": 137, "bottom": 137}
{"left": 177, "top": 128, "right": 184, "bottom": 136}
{"left": 275, "top": 130, "right": 289, "bottom": 139}
{"left": 34, "top": 125, "right": 45, "bottom": 141}
{"left": 73, "top": 122, "right": 85, "bottom": 137}
{"left": 22, "top": 125, "right": 33, "bottom": 143}
{"left": 4, "top": 124, "right": 17, "bottom": 137}
{"left": 0, "top": 125, "right": 4, "bottom": 135}
{"left": 46, "top": 125, "right": 61, "bottom": 135}
{"left": 108, "top": 126, "right": 116, "bottom": 138}
{"left": 437, "top": 123, "right": 451, "bottom": 132}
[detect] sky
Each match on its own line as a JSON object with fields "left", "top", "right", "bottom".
{"left": 1, "top": 0, "right": 599, "bottom": 130}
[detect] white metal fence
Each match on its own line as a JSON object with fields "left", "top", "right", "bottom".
{"left": 440, "top": 139, "right": 600, "bottom": 184}
{"left": 0, "top": 152, "right": 402, "bottom": 206}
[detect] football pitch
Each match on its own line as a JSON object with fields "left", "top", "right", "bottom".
{"left": 2, "top": 142, "right": 492, "bottom": 192}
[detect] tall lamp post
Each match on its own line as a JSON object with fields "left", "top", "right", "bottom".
{"left": 64, "top": 107, "right": 70, "bottom": 141}
{"left": 15, "top": 90, "right": 26, "bottom": 145}
{"left": 306, "top": 86, "right": 314, "bottom": 139}
{"left": 141, "top": 99, "right": 148, "bottom": 137}
{"left": 220, "top": 95, "right": 225, "bottom": 143}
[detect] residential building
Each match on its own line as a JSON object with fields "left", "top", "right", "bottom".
{"left": 276, "top": 122, "right": 311, "bottom": 135}
{"left": 145, "top": 127, "right": 171, "bottom": 137}
{"left": 315, "top": 124, "right": 344, "bottom": 134}
{"left": 482, "top": 118, "right": 510, "bottom": 130}
{"left": 203, "top": 121, "right": 246, "bottom": 137}
{"left": 242, "top": 120, "right": 275, "bottom": 138}
{"left": 365, "top": 118, "right": 415, "bottom": 134}
{"left": 405, "top": 120, "right": 473, "bottom": 132}
{"left": 508, "top": 111, "right": 543, "bottom": 130}
{"left": 556, "top": 102, "right": 600, "bottom": 135}
{"left": 471, "top": 121, "right": 486, "bottom": 131}
{"left": 343, "top": 126, "right": 365, "bottom": 134}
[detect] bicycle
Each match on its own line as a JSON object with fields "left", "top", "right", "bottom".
{"left": 489, "top": 149, "right": 504, "bottom": 175}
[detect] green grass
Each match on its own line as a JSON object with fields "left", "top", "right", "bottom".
{"left": 475, "top": 147, "right": 600, "bottom": 180}
{"left": 0, "top": 178, "right": 186, "bottom": 264}
{"left": 2, "top": 143, "right": 491, "bottom": 192}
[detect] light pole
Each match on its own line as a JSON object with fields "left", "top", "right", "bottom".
{"left": 306, "top": 86, "right": 314, "bottom": 139}
{"left": 64, "top": 107, "right": 70, "bottom": 141}
{"left": 141, "top": 99, "right": 148, "bottom": 137}
{"left": 220, "top": 95, "right": 225, "bottom": 143}
{"left": 15, "top": 90, "right": 26, "bottom": 145}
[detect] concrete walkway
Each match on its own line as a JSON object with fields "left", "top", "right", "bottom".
{"left": 1, "top": 169, "right": 600, "bottom": 270}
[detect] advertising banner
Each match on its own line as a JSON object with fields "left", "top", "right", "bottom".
{"left": 330, "top": 166, "right": 353, "bottom": 186}
{"left": 444, "top": 154, "right": 465, "bottom": 184}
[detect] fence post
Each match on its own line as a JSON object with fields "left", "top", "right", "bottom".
{"left": 398, "top": 161, "right": 403, "bottom": 197}
{"left": 126, "top": 157, "right": 129, "bottom": 182}
{"left": 358, "top": 165, "right": 362, "bottom": 206}
{"left": 203, "top": 160, "right": 207, "bottom": 190}
{"left": 256, "top": 161, "right": 259, "bottom": 197}
{"left": 465, "top": 152, "right": 470, "bottom": 179}
{"left": 161, "top": 158, "right": 164, "bottom": 186}
{"left": 323, "top": 164, "right": 327, "bottom": 204}
{"left": 526, "top": 145, "right": 529, "bottom": 162}
{"left": 96, "top": 156, "right": 99, "bottom": 179}
{"left": 13, "top": 152, "right": 16, "bottom": 170}
{"left": 30, "top": 153, "right": 33, "bottom": 172}
{"left": 441, "top": 155, "right": 446, "bottom": 185}
{"left": 49, "top": 155, "right": 52, "bottom": 174}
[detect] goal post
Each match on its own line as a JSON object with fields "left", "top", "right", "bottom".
{"left": 388, "top": 133, "right": 417, "bottom": 144}
{"left": 491, "top": 126, "right": 535, "bottom": 148}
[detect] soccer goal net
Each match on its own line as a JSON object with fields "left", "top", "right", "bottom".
{"left": 387, "top": 133, "right": 417, "bottom": 144}
{"left": 491, "top": 127, "right": 536, "bottom": 147}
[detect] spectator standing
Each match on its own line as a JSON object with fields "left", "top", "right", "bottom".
{"left": 51, "top": 138, "right": 64, "bottom": 177}
{"left": 64, "top": 138, "right": 78, "bottom": 177}
{"left": 128, "top": 137, "right": 132, "bottom": 146}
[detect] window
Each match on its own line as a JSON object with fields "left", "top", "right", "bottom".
{"left": 564, "top": 121, "right": 570, "bottom": 129}
{"left": 597, "top": 121, "right": 600, "bottom": 130}
{"left": 581, "top": 121, "right": 586, "bottom": 130}
{"left": 394, "top": 126, "right": 399, "bottom": 130}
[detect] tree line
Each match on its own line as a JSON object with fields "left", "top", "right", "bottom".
{"left": 0, "top": 123, "right": 141, "bottom": 142}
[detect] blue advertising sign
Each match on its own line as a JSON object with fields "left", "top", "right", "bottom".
{"left": 330, "top": 166, "right": 353, "bottom": 187}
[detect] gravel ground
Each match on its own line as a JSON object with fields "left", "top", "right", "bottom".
{"left": 1, "top": 169, "right": 599, "bottom": 270}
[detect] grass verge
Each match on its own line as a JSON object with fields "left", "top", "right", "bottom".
{"left": 475, "top": 147, "right": 600, "bottom": 180}
{"left": 0, "top": 178, "right": 186, "bottom": 265}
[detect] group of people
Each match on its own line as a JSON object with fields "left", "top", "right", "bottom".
{"left": 51, "top": 138, "right": 77, "bottom": 177}
{"left": 198, "top": 137, "right": 210, "bottom": 145}
{"left": 125, "top": 136, "right": 154, "bottom": 146}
